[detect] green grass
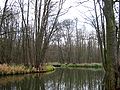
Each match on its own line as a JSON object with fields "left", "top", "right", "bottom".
{"left": 48, "top": 62, "right": 102, "bottom": 68}
{"left": 61, "top": 63, "right": 102, "bottom": 68}
{"left": 41, "top": 64, "right": 55, "bottom": 72}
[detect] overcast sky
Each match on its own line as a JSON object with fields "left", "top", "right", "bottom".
{"left": 56, "top": 0, "right": 95, "bottom": 35}
{"left": 0, "top": 0, "right": 95, "bottom": 33}
{"left": 59, "top": 0, "right": 95, "bottom": 32}
{"left": 60, "top": 0, "right": 94, "bottom": 19}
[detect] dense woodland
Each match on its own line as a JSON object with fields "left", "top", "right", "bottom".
{"left": 0, "top": 0, "right": 120, "bottom": 89}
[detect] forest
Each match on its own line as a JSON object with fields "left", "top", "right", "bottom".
{"left": 0, "top": 0, "right": 101, "bottom": 66}
{"left": 0, "top": 0, "right": 120, "bottom": 90}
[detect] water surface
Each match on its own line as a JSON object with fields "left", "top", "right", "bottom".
{"left": 0, "top": 68, "right": 104, "bottom": 90}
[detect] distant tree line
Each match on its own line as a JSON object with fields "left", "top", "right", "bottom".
{"left": 45, "top": 19, "right": 101, "bottom": 64}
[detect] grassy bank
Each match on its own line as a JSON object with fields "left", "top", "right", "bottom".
{"left": 0, "top": 63, "right": 102, "bottom": 75}
{"left": 0, "top": 64, "right": 55, "bottom": 75}
{"left": 49, "top": 62, "right": 102, "bottom": 68}
{"left": 62, "top": 63, "right": 103, "bottom": 68}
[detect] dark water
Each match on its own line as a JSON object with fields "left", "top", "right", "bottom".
{"left": 0, "top": 68, "right": 104, "bottom": 90}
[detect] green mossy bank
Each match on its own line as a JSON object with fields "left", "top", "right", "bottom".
{"left": 63, "top": 63, "right": 102, "bottom": 68}
{"left": 50, "top": 63, "right": 103, "bottom": 68}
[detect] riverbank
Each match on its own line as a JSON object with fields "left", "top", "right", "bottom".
{"left": 0, "top": 63, "right": 102, "bottom": 76}
{"left": 50, "top": 62, "right": 103, "bottom": 68}
{"left": 0, "top": 64, "right": 55, "bottom": 75}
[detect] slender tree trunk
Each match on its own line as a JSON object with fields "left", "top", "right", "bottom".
{"left": 93, "top": 0, "right": 107, "bottom": 70}
{"left": 0, "top": 0, "right": 9, "bottom": 63}
{"left": 0, "top": 0, "right": 9, "bottom": 33}
{"left": 117, "top": 0, "right": 120, "bottom": 62}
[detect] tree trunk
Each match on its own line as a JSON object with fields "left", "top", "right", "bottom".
{"left": 103, "top": 0, "right": 117, "bottom": 90}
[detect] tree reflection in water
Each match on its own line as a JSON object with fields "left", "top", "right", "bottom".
{"left": 0, "top": 68, "right": 104, "bottom": 90}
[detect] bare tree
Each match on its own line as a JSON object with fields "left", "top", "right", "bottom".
{"left": 34, "top": 0, "right": 66, "bottom": 69}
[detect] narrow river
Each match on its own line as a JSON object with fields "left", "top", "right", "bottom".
{"left": 0, "top": 68, "right": 104, "bottom": 90}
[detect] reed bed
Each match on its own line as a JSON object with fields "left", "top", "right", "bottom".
{"left": 0, "top": 64, "right": 55, "bottom": 75}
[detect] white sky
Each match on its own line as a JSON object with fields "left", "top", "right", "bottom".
{"left": 0, "top": 0, "right": 95, "bottom": 33}
{"left": 60, "top": 0, "right": 94, "bottom": 19}
{"left": 59, "top": 0, "right": 95, "bottom": 33}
